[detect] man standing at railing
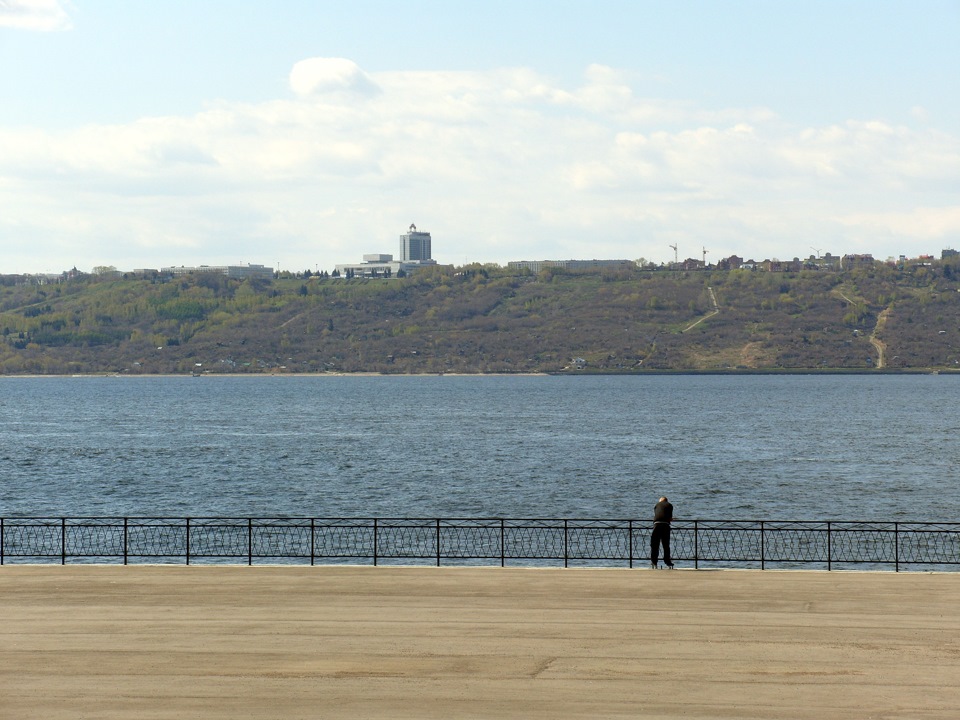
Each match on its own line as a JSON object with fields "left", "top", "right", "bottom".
{"left": 651, "top": 496, "right": 674, "bottom": 569}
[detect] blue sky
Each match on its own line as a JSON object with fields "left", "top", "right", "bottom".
{"left": 1, "top": 0, "right": 958, "bottom": 274}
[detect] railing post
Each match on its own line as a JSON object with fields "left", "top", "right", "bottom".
{"left": 310, "top": 518, "right": 315, "bottom": 567}
{"left": 186, "top": 517, "right": 191, "bottom": 566}
{"left": 436, "top": 519, "right": 441, "bottom": 567}
{"left": 248, "top": 518, "right": 253, "bottom": 566}
{"left": 123, "top": 517, "right": 128, "bottom": 565}
{"left": 500, "top": 519, "right": 505, "bottom": 568}
{"left": 894, "top": 522, "right": 899, "bottom": 572}
{"left": 564, "top": 519, "right": 569, "bottom": 568}
{"left": 373, "top": 518, "right": 378, "bottom": 567}
{"left": 827, "top": 521, "right": 832, "bottom": 571}
{"left": 1, "top": 517, "right": 5, "bottom": 565}
{"left": 694, "top": 520, "right": 699, "bottom": 570}
{"left": 628, "top": 519, "right": 633, "bottom": 569}
{"left": 760, "top": 521, "right": 765, "bottom": 571}
{"left": 61, "top": 517, "right": 66, "bottom": 565}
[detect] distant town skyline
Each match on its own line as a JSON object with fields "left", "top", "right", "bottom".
{"left": 7, "top": 241, "right": 958, "bottom": 280}
{"left": 2, "top": 1, "right": 958, "bottom": 275}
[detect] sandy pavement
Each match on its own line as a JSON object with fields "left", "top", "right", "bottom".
{"left": 1, "top": 565, "right": 958, "bottom": 719}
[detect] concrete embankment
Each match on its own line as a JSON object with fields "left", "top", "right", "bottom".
{"left": 1, "top": 565, "right": 958, "bottom": 719}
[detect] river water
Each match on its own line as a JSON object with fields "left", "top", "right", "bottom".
{"left": 1, "top": 374, "right": 957, "bottom": 521}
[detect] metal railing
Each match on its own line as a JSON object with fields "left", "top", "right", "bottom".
{"left": 1, "top": 518, "right": 958, "bottom": 571}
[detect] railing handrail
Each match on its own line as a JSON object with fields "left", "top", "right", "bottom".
{"left": 4, "top": 516, "right": 959, "bottom": 525}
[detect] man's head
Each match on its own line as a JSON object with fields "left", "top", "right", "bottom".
{"left": 659, "top": 496, "right": 667, "bottom": 502}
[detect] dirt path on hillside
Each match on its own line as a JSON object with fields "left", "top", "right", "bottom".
{"left": 870, "top": 306, "right": 892, "bottom": 369}
{"left": 834, "top": 289, "right": 887, "bottom": 368}
{"left": 682, "top": 286, "right": 719, "bottom": 332}
{"left": 279, "top": 311, "right": 306, "bottom": 329}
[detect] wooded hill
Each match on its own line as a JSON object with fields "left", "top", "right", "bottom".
{"left": 2, "top": 260, "right": 959, "bottom": 375}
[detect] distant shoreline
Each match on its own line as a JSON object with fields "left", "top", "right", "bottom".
{"left": 1, "top": 368, "right": 957, "bottom": 379}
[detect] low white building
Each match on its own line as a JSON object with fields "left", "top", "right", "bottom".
{"left": 335, "top": 254, "right": 435, "bottom": 278}
{"left": 161, "top": 263, "right": 274, "bottom": 280}
{"left": 507, "top": 259, "right": 634, "bottom": 273}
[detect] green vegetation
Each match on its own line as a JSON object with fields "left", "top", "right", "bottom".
{"left": 2, "top": 260, "right": 959, "bottom": 375}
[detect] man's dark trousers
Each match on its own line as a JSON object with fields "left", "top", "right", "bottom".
{"left": 651, "top": 523, "right": 672, "bottom": 567}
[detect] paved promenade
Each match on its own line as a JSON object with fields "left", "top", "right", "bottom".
{"left": 1, "top": 565, "right": 958, "bottom": 719}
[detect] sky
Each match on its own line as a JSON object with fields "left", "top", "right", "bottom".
{"left": 1, "top": 1, "right": 958, "bottom": 274}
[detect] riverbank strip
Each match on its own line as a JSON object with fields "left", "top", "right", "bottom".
{"left": 1, "top": 566, "right": 958, "bottom": 719}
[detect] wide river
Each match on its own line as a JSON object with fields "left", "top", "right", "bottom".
{"left": 1, "top": 374, "right": 957, "bottom": 521}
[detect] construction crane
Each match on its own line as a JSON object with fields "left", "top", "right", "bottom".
{"left": 669, "top": 244, "right": 678, "bottom": 266}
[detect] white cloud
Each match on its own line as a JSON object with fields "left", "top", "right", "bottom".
{"left": 0, "top": 0, "right": 71, "bottom": 31}
{"left": 1, "top": 58, "right": 958, "bottom": 273}
{"left": 838, "top": 207, "right": 960, "bottom": 241}
{"left": 289, "top": 57, "right": 379, "bottom": 97}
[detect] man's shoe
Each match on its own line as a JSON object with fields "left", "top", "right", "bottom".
{"left": 650, "top": 563, "right": 658, "bottom": 569}
{"left": 664, "top": 562, "right": 675, "bottom": 569}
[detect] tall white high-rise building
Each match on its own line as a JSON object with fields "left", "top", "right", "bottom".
{"left": 400, "top": 223, "right": 432, "bottom": 262}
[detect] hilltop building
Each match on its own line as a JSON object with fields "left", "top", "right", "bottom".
{"left": 507, "top": 259, "right": 634, "bottom": 273}
{"left": 842, "top": 254, "right": 875, "bottom": 270}
{"left": 161, "top": 263, "right": 274, "bottom": 280}
{"left": 335, "top": 224, "right": 439, "bottom": 278}
{"left": 805, "top": 253, "right": 842, "bottom": 271}
{"left": 400, "top": 224, "right": 432, "bottom": 262}
{"left": 334, "top": 254, "right": 404, "bottom": 278}
{"left": 716, "top": 255, "right": 744, "bottom": 270}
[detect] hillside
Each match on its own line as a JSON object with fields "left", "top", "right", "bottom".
{"left": 2, "top": 261, "right": 959, "bottom": 375}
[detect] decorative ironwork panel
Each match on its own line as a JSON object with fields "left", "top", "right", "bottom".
{"left": 65, "top": 520, "right": 125, "bottom": 557}
{"left": 830, "top": 524, "right": 896, "bottom": 564}
{"left": 670, "top": 527, "right": 694, "bottom": 560}
{"left": 252, "top": 520, "right": 312, "bottom": 558}
{"left": 567, "top": 521, "right": 630, "bottom": 560}
{"left": 439, "top": 522, "right": 502, "bottom": 559}
{"left": 190, "top": 520, "right": 246, "bottom": 558}
{"left": 899, "top": 525, "right": 960, "bottom": 565}
{"left": 695, "top": 522, "right": 763, "bottom": 562}
{"left": 313, "top": 520, "right": 375, "bottom": 558}
{"left": 126, "top": 519, "right": 187, "bottom": 557}
{"left": 376, "top": 520, "right": 435, "bottom": 559}
{"left": 763, "top": 523, "right": 829, "bottom": 563}
{"left": 504, "top": 521, "right": 564, "bottom": 559}
{"left": 3, "top": 519, "right": 62, "bottom": 557}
